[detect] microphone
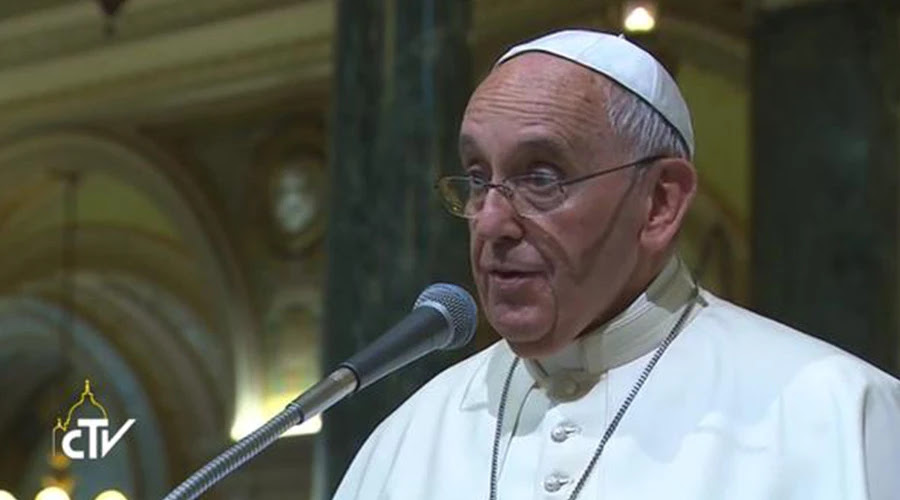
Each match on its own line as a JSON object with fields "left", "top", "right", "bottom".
{"left": 340, "top": 282, "right": 478, "bottom": 391}
{"left": 163, "top": 283, "right": 478, "bottom": 500}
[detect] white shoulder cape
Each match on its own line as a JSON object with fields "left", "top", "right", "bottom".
{"left": 333, "top": 292, "right": 900, "bottom": 500}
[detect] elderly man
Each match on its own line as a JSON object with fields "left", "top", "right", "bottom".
{"left": 332, "top": 30, "right": 900, "bottom": 500}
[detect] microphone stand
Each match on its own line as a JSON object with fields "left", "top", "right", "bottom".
{"left": 162, "top": 283, "right": 475, "bottom": 499}
{"left": 162, "top": 367, "right": 358, "bottom": 500}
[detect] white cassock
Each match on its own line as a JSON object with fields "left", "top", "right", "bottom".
{"left": 332, "top": 257, "right": 900, "bottom": 499}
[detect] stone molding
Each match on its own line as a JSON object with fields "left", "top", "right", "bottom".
{"left": 0, "top": 0, "right": 333, "bottom": 128}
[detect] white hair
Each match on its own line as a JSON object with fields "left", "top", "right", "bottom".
{"left": 605, "top": 81, "right": 691, "bottom": 161}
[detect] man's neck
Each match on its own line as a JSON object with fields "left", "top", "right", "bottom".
{"left": 580, "top": 253, "right": 672, "bottom": 337}
{"left": 523, "top": 254, "right": 697, "bottom": 400}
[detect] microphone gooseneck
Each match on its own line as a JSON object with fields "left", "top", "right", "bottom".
{"left": 162, "top": 283, "right": 477, "bottom": 500}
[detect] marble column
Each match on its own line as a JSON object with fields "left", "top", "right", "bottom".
{"left": 319, "top": 0, "right": 473, "bottom": 496}
{"left": 751, "top": 1, "right": 900, "bottom": 373}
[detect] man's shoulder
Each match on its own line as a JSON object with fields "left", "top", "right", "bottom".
{"left": 332, "top": 342, "right": 510, "bottom": 499}
{"left": 407, "top": 340, "right": 507, "bottom": 404}
{"left": 370, "top": 340, "right": 509, "bottom": 432}
{"left": 695, "top": 290, "right": 899, "bottom": 391}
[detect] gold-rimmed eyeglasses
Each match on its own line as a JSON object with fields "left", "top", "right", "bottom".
{"left": 436, "top": 154, "right": 665, "bottom": 218}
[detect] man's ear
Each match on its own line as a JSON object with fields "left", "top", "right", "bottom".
{"left": 640, "top": 158, "right": 697, "bottom": 252}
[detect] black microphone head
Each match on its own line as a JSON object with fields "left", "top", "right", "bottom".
{"left": 413, "top": 283, "right": 477, "bottom": 350}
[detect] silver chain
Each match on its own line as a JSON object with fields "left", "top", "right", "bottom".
{"left": 489, "top": 285, "right": 699, "bottom": 500}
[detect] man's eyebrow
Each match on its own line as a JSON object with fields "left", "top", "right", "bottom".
{"left": 457, "top": 133, "right": 573, "bottom": 170}
{"left": 515, "top": 136, "right": 569, "bottom": 157}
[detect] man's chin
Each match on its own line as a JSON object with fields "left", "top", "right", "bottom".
{"left": 487, "top": 309, "right": 554, "bottom": 355}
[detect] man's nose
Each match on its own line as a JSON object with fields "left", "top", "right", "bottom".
{"left": 470, "top": 189, "right": 523, "bottom": 241}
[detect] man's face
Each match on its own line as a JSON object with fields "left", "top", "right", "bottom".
{"left": 460, "top": 53, "right": 647, "bottom": 358}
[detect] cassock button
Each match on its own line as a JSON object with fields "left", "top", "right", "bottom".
{"left": 551, "top": 423, "right": 580, "bottom": 443}
{"left": 543, "top": 473, "right": 571, "bottom": 493}
{"left": 560, "top": 378, "right": 578, "bottom": 397}
{"left": 548, "top": 376, "right": 580, "bottom": 400}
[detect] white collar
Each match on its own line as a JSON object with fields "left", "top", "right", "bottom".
{"left": 523, "top": 256, "right": 699, "bottom": 399}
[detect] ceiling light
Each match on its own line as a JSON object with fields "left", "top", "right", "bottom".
{"left": 624, "top": 3, "right": 657, "bottom": 33}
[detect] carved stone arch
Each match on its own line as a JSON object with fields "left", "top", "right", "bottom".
{"left": 0, "top": 226, "right": 220, "bottom": 334}
{"left": 0, "top": 127, "right": 262, "bottom": 423}
{"left": 0, "top": 298, "right": 168, "bottom": 499}
{"left": 658, "top": 16, "right": 748, "bottom": 86}
{"left": 31, "top": 276, "right": 226, "bottom": 468}
{"left": 0, "top": 128, "right": 262, "bottom": 494}
{"left": 0, "top": 227, "right": 233, "bottom": 460}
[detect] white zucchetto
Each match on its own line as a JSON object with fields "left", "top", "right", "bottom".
{"left": 496, "top": 30, "right": 695, "bottom": 158}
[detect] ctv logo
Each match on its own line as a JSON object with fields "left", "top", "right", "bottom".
{"left": 52, "top": 379, "right": 136, "bottom": 460}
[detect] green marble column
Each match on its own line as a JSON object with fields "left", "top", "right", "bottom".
{"left": 751, "top": 1, "right": 900, "bottom": 373}
{"left": 319, "top": 0, "right": 473, "bottom": 496}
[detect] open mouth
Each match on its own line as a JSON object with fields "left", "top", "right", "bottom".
{"left": 490, "top": 270, "right": 541, "bottom": 281}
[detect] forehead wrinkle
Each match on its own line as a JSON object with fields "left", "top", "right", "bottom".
{"left": 484, "top": 55, "right": 604, "bottom": 115}
{"left": 468, "top": 82, "right": 600, "bottom": 130}
{"left": 463, "top": 109, "right": 585, "bottom": 165}
{"left": 464, "top": 63, "right": 610, "bottom": 162}
{"left": 466, "top": 99, "right": 596, "bottom": 156}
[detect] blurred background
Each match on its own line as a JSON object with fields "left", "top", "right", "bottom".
{"left": 0, "top": 0, "right": 896, "bottom": 499}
